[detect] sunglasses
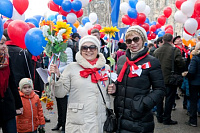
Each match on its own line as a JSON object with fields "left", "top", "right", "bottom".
{"left": 126, "top": 37, "right": 140, "bottom": 44}
{"left": 81, "top": 45, "right": 97, "bottom": 52}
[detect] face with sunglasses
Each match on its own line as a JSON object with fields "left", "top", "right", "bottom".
{"left": 125, "top": 33, "right": 143, "bottom": 52}
{"left": 81, "top": 42, "right": 98, "bottom": 61}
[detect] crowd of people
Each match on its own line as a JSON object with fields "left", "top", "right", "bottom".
{"left": 0, "top": 25, "right": 200, "bottom": 133}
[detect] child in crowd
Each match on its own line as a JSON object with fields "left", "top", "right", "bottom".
{"left": 16, "top": 78, "right": 45, "bottom": 133}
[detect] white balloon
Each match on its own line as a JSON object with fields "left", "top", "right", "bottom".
{"left": 136, "top": 1, "right": 146, "bottom": 13}
{"left": 78, "top": 27, "right": 88, "bottom": 37}
{"left": 174, "top": 10, "right": 188, "bottom": 23}
{"left": 141, "top": 5, "right": 150, "bottom": 16}
{"left": 12, "top": 8, "right": 25, "bottom": 20}
{"left": 161, "top": 26, "right": 165, "bottom": 31}
{"left": 181, "top": 1, "right": 194, "bottom": 17}
{"left": 184, "top": 18, "right": 198, "bottom": 35}
{"left": 79, "top": 0, "right": 89, "bottom": 7}
{"left": 66, "top": 13, "right": 77, "bottom": 24}
{"left": 188, "top": 0, "right": 197, "bottom": 4}
{"left": 183, "top": 31, "right": 192, "bottom": 41}
{"left": 89, "top": 12, "right": 97, "bottom": 24}
{"left": 84, "top": 22, "right": 93, "bottom": 30}
{"left": 57, "top": 15, "right": 63, "bottom": 21}
{"left": 120, "top": 2, "right": 130, "bottom": 14}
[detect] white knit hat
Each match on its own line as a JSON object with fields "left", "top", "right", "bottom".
{"left": 126, "top": 25, "right": 148, "bottom": 43}
{"left": 79, "top": 35, "right": 101, "bottom": 53}
{"left": 19, "top": 78, "right": 33, "bottom": 91}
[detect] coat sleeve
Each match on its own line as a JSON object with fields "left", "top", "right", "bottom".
{"left": 143, "top": 58, "right": 166, "bottom": 109}
{"left": 174, "top": 48, "right": 185, "bottom": 74}
{"left": 37, "top": 96, "right": 45, "bottom": 126}
{"left": 54, "top": 64, "right": 71, "bottom": 98}
{"left": 9, "top": 59, "right": 23, "bottom": 109}
{"left": 188, "top": 56, "right": 197, "bottom": 78}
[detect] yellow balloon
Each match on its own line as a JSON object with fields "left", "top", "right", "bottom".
{"left": 73, "top": 20, "right": 80, "bottom": 28}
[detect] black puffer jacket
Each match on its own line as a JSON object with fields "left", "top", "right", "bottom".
{"left": 115, "top": 47, "right": 165, "bottom": 133}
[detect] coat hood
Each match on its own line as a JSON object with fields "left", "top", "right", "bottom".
{"left": 19, "top": 90, "right": 36, "bottom": 99}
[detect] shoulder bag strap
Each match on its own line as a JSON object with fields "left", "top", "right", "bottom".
{"left": 97, "top": 83, "right": 108, "bottom": 108}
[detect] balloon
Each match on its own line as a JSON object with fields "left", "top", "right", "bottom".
{"left": 84, "top": 22, "right": 93, "bottom": 30}
{"left": 0, "top": 19, "right": 3, "bottom": 39}
{"left": 2, "top": 18, "right": 8, "bottom": 24}
{"left": 93, "top": 24, "right": 102, "bottom": 30}
{"left": 165, "top": 28, "right": 173, "bottom": 35}
{"left": 165, "top": 25, "right": 173, "bottom": 31}
{"left": 145, "top": 18, "right": 150, "bottom": 24}
{"left": 72, "top": 0, "right": 82, "bottom": 11}
{"left": 158, "top": 31, "right": 165, "bottom": 37}
{"left": 195, "top": 17, "right": 200, "bottom": 30}
{"left": 174, "top": 10, "right": 188, "bottom": 23}
{"left": 141, "top": 5, "right": 151, "bottom": 16}
{"left": 7, "top": 20, "right": 30, "bottom": 49}
{"left": 183, "top": 31, "right": 192, "bottom": 41}
{"left": 3, "top": 19, "right": 13, "bottom": 29}
{"left": 25, "top": 28, "right": 47, "bottom": 56}
{"left": 181, "top": 1, "right": 194, "bottom": 17}
{"left": 0, "top": 0, "right": 13, "bottom": 18}
{"left": 150, "top": 21, "right": 156, "bottom": 26}
{"left": 163, "top": 7, "right": 172, "bottom": 18}
{"left": 157, "top": 15, "right": 166, "bottom": 26}
{"left": 176, "top": 0, "right": 187, "bottom": 9}
{"left": 184, "top": 18, "right": 198, "bottom": 35}
{"left": 73, "top": 20, "right": 80, "bottom": 28}
{"left": 11, "top": 8, "right": 25, "bottom": 21}
{"left": 88, "top": 27, "right": 93, "bottom": 35}
{"left": 48, "top": 0, "right": 60, "bottom": 12}
{"left": 77, "top": 26, "right": 88, "bottom": 37}
{"left": 122, "top": 15, "right": 134, "bottom": 25}
{"left": 33, "top": 15, "right": 44, "bottom": 23}
{"left": 129, "top": 0, "right": 138, "bottom": 9}
{"left": 155, "top": 28, "right": 162, "bottom": 35}
{"left": 62, "top": 15, "right": 66, "bottom": 20}
{"left": 82, "top": 17, "right": 90, "bottom": 25}
{"left": 194, "top": 0, "right": 200, "bottom": 15}
{"left": 136, "top": 1, "right": 146, "bottom": 13}
{"left": 13, "top": 0, "right": 28, "bottom": 15}
{"left": 100, "top": 32, "right": 105, "bottom": 38}
{"left": 47, "top": 15, "right": 56, "bottom": 21}
{"left": 27, "top": 22, "right": 36, "bottom": 29}
{"left": 59, "top": 7, "right": 69, "bottom": 16}
{"left": 61, "top": 0, "right": 72, "bottom": 12}
{"left": 75, "top": 8, "right": 83, "bottom": 18}
{"left": 25, "top": 17, "right": 39, "bottom": 27}
{"left": 53, "top": 0, "right": 63, "bottom": 6}
{"left": 79, "top": 0, "right": 89, "bottom": 7}
{"left": 127, "top": 8, "right": 138, "bottom": 19}
{"left": 140, "top": 23, "right": 149, "bottom": 32}
{"left": 150, "top": 33, "right": 156, "bottom": 39}
{"left": 136, "top": 13, "right": 146, "bottom": 24}
{"left": 156, "top": 23, "right": 162, "bottom": 29}
{"left": 150, "top": 25, "right": 156, "bottom": 32}
{"left": 120, "top": 2, "right": 130, "bottom": 14}
{"left": 66, "top": 13, "right": 77, "bottom": 24}
{"left": 89, "top": 13, "right": 98, "bottom": 24}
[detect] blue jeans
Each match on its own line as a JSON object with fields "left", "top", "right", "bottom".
{"left": 187, "top": 98, "right": 200, "bottom": 112}
{"left": 1, "top": 117, "right": 17, "bottom": 133}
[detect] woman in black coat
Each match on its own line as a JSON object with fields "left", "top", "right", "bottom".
{"left": 0, "top": 35, "right": 23, "bottom": 133}
{"left": 108, "top": 26, "right": 165, "bottom": 133}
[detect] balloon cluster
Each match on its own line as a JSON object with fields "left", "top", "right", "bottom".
{"left": 174, "top": 0, "right": 200, "bottom": 41}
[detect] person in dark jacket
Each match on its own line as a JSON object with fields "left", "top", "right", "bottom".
{"left": 149, "top": 37, "right": 163, "bottom": 55}
{"left": 154, "top": 33, "right": 185, "bottom": 125}
{"left": 0, "top": 35, "right": 23, "bottom": 133}
{"left": 108, "top": 26, "right": 165, "bottom": 133}
{"left": 71, "top": 33, "right": 80, "bottom": 62}
{"left": 185, "top": 42, "right": 200, "bottom": 127}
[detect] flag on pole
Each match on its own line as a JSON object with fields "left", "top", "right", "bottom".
{"left": 110, "top": 0, "right": 120, "bottom": 27}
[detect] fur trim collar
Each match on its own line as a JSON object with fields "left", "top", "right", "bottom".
{"left": 75, "top": 52, "right": 106, "bottom": 68}
{"left": 191, "top": 50, "right": 200, "bottom": 56}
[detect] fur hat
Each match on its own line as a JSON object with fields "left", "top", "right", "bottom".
{"left": 19, "top": 78, "right": 33, "bottom": 91}
{"left": 125, "top": 26, "right": 148, "bottom": 43}
{"left": 79, "top": 35, "right": 101, "bottom": 53}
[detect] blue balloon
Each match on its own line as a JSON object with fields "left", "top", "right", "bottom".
{"left": 61, "top": 0, "right": 72, "bottom": 12}
{"left": 127, "top": 8, "right": 137, "bottom": 19}
{"left": 47, "top": 15, "right": 56, "bottom": 21}
{"left": 25, "top": 28, "right": 47, "bottom": 56}
{"left": 0, "top": 18, "right": 3, "bottom": 39}
{"left": 145, "top": 18, "right": 150, "bottom": 24}
{"left": 82, "top": 17, "right": 90, "bottom": 25}
{"left": 150, "top": 21, "right": 156, "bottom": 26}
{"left": 129, "top": 0, "right": 138, "bottom": 9}
{"left": 158, "top": 31, "right": 165, "bottom": 37}
{"left": 54, "top": 13, "right": 59, "bottom": 20}
{"left": 155, "top": 28, "right": 162, "bottom": 35}
{"left": 72, "top": 26, "right": 77, "bottom": 33}
{"left": 53, "top": 19, "right": 57, "bottom": 24}
{"left": 33, "top": 15, "right": 44, "bottom": 23}
{"left": 62, "top": 15, "right": 66, "bottom": 20}
{"left": 71, "top": 0, "right": 82, "bottom": 11}
{"left": 104, "top": 36, "right": 108, "bottom": 40}
{"left": 147, "top": 31, "right": 150, "bottom": 35}
{"left": 0, "top": 0, "right": 13, "bottom": 18}
{"left": 25, "top": 17, "right": 39, "bottom": 27}
{"left": 53, "top": 0, "right": 63, "bottom": 6}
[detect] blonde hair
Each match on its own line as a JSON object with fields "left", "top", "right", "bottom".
{"left": 125, "top": 31, "right": 145, "bottom": 46}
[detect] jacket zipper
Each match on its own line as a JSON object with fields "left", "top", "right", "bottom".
{"left": 29, "top": 99, "right": 34, "bottom": 132}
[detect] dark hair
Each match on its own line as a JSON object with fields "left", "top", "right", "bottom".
{"left": 156, "top": 37, "right": 163, "bottom": 44}
{"left": 148, "top": 43, "right": 154, "bottom": 48}
{"left": 163, "top": 33, "right": 173, "bottom": 43}
{"left": 118, "top": 42, "right": 127, "bottom": 50}
{"left": 71, "top": 33, "right": 80, "bottom": 39}
{"left": 3, "top": 29, "right": 10, "bottom": 41}
{"left": 91, "top": 28, "right": 100, "bottom": 34}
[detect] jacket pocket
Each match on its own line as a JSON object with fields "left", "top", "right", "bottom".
{"left": 67, "top": 103, "right": 85, "bottom": 125}
{"left": 130, "top": 95, "right": 144, "bottom": 119}
{"left": 17, "top": 119, "right": 30, "bottom": 132}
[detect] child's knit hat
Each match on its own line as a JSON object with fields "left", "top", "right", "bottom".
{"left": 19, "top": 78, "right": 33, "bottom": 91}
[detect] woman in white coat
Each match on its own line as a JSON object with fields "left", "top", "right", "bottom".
{"left": 50, "top": 35, "right": 115, "bottom": 133}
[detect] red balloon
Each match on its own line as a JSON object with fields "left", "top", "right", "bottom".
{"left": 75, "top": 9, "right": 83, "bottom": 18}
{"left": 195, "top": 17, "right": 200, "bottom": 30}
{"left": 100, "top": 32, "right": 105, "bottom": 38}
{"left": 119, "top": 39, "right": 124, "bottom": 43}
{"left": 93, "top": 24, "right": 102, "bottom": 30}
{"left": 48, "top": 0, "right": 59, "bottom": 12}
{"left": 136, "top": 13, "right": 146, "bottom": 24}
{"left": 7, "top": 20, "right": 30, "bottom": 49}
{"left": 175, "top": 0, "right": 186, "bottom": 10}
{"left": 59, "top": 7, "right": 69, "bottom": 16}
{"left": 150, "top": 25, "right": 157, "bottom": 32}
{"left": 3, "top": 19, "right": 13, "bottom": 29}
{"left": 13, "top": 0, "right": 29, "bottom": 15}
{"left": 151, "top": 33, "right": 156, "bottom": 39}
{"left": 165, "top": 25, "right": 173, "bottom": 31}
{"left": 156, "top": 23, "right": 162, "bottom": 29}
{"left": 89, "top": 0, "right": 92, "bottom": 2}
{"left": 163, "top": 7, "right": 172, "bottom": 18}
{"left": 191, "top": 10, "right": 197, "bottom": 18}
{"left": 157, "top": 15, "right": 167, "bottom": 26}
{"left": 63, "top": 20, "right": 68, "bottom": 23}
{"left": 165, "top": 28, "right": 173, "bottom": 35}
{"left": 88, "top": 28, "right": 93, "bottom": 35}
{"left": 122, "top": 15, "right": 134, "bottom": 25}
{"left": 27, "top": 22, "right": 36, "bottom": 29}
{"left": 141, "top": 23, "right": 149, "bottom": 32}
{"left": 194, "top": 0, "right": 200, "bottom": 15}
